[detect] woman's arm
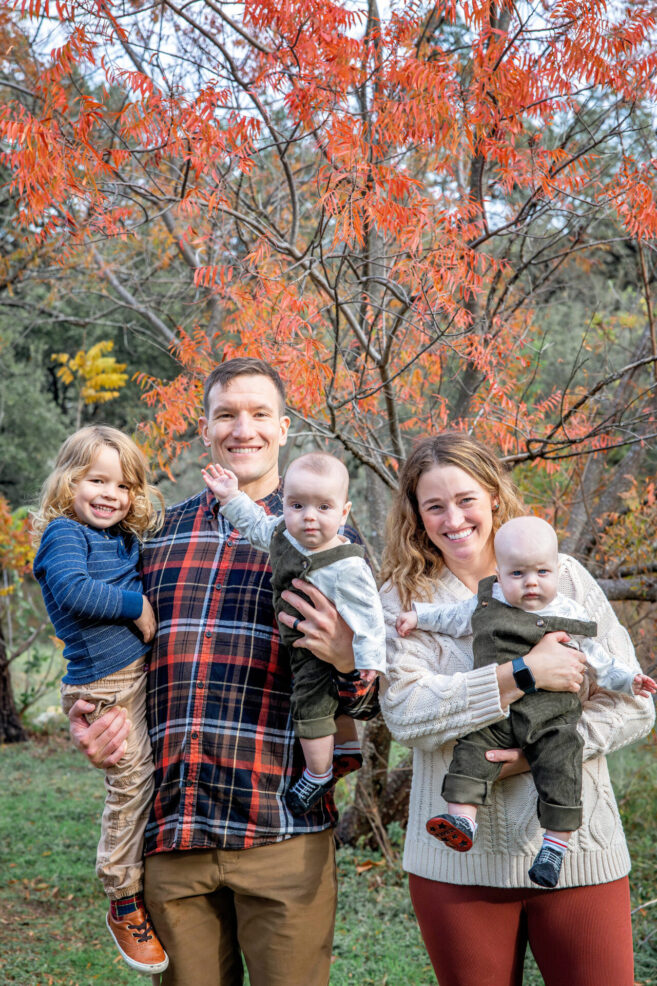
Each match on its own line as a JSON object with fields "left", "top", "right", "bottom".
{"left": 380, "top": 582, "right": 508, "bottom": 750}
{"left": 380, "top": 581, "right": 590, "bottom": 752}
{"left": 560, "top": 555, "right": 655, "bottom": 760}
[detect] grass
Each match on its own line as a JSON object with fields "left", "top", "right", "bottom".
{"left": 1, "top": 731, "right": 656, "bottom": 985}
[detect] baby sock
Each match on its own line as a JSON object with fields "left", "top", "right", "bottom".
{"left": 452, "top": 814, "right": 478, "bottom": 838}
{"left": 333, "top": 740, "right": 361, "bottom": 758}
{"left": 542, "top": 833, "right": 569, "bottom": 856}
{"left": 303, "top": 766, "right": 333, "bottom": 784}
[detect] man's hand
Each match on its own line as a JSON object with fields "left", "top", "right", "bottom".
{"left": 68, "top": 699, "right": 131, "bottom": 769}
{"left": 279, "top": 579, "right": 355, "bottom": 674}
{"left": 201, "top": 463, "right": 239, "bottom": 506}
{"left": 134, "top": 595, "right": 156, "bottom": 642}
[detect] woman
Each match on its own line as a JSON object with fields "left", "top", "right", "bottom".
{"left": 379, "top": 433, "right": 655, "bottom": 986}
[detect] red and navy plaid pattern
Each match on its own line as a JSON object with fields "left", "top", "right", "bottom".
{"left": 141, "top": 487, "right": 379, "bottom": 855}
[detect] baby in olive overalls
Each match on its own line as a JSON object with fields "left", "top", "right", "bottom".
{"left": 397, "top": 516, "right": 656, "bottom": 888}
{"left": 203, "top": 452, "right": 385, "bottom": 816}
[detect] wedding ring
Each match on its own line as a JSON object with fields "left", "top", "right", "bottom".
{"left": 293, "top": 618, "right": 301, "bottom": 631}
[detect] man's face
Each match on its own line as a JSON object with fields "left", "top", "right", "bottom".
{"left": 200, "top": 374, "right": 290, "bottom": 501}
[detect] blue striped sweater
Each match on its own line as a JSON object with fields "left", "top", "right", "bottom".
{"left": 33, "top": 517, "right": 149, "bottom": 684}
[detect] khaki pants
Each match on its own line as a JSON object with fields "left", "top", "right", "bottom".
{"left": 144, "top": 829, "right": 338, "bottom": 986}
{"left": 60, "top": 656, "right": 154, "bottom": 900}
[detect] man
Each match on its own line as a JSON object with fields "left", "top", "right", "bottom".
{"left": 69, "top": 357, "right": 379, "bottom": 986}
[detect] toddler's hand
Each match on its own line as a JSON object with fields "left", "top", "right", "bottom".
{"left": 632, "top": 673, "right": 657, "bottom": 698}
{"left": 202, "top": 463, "right": 239, "bottom": 504}
{"left": 134, "top": 595, "right": 156, "bottom": 642}
{"left": 396, "top": 610, "right": 418, "bottom": 637}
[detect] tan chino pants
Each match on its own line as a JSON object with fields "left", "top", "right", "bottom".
{"left": 144, "top": 828, "right": 338, "bottom": 986}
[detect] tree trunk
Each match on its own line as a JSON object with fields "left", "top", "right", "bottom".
{"left": 0, "top": 619, "right": 27, "bottom": 743}
{"left": 335, "top": 715, "right": 412, "bottom": 851}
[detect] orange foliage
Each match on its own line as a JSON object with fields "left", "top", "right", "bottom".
{"left": 2, "top": 0, "right": 657, "bottom": 486}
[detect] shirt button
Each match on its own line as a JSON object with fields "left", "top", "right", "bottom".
{"left": 205, "top": 630, "right": 212, "bottom": 638}
{"left": 197, "top": 680, "right": 204, "bottom": 688}
{"left": 214, "top": 582, "right": 222, "bottom": 591}
{"left": 536, "top": 618, "right": 545, "bottom": 627}
{"left": 191, "top": 732, "right": 198, "bottom": 740}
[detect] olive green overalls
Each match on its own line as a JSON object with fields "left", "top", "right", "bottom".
{"left": 441, "top": 575, "right": 597, "bottom": 832}
{"left": 270, "top": 521, "right": 365, "bottom": 740}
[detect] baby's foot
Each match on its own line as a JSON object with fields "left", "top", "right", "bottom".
{"left": 426, "top": 813, "right": 477, "bottom": 852}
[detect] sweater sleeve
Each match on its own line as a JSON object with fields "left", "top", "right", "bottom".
{"left": 220, "top": 492, "right": 280, "bottom": 551}
{"left": 559, "top": 555, "right": 655, "bottom": 759}
{"left": 379, "top": 580, "right": 507, "bottom": 752}
{"left": 35, "top": 521, "right": 143, "bottom": 621}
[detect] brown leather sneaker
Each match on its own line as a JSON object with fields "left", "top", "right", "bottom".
{"left": 106, "top": 904, "right": 169, "bottom": 975}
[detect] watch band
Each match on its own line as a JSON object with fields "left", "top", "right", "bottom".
{"left": 511, "top": 656, "right": 537, "bottom": 694}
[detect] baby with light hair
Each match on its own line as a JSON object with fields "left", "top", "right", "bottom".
{"left": 203, "top": 451, "right": 385, "bottom": 815}
{"left": 396, "top": 515, "right": 656, "bottom": 888}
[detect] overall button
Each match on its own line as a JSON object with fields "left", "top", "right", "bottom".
{"left": 481, "top": 601, "right": 488, "bottom": 607}
{"left": 536, "top": 618, "right": 545, "bottom": 627}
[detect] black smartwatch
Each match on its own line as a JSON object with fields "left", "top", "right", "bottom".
{"left": 511, "top": 656, "right": 537, "bottom": 694}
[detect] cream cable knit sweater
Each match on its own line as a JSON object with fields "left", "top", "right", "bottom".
{"left": 380, "top": 554, "right": 655, "bottom": 888}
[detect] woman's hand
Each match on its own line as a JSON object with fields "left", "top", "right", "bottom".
{"left": 496, "top": 631, "right": 586, "bottom": 708}
{"left": 525, "top": 632, "right": 587, "bottom": 692}
{"left": 68, "top": 699, "right": 131, "bottom": 769}
{"left": 279, "top": 579, "right": 355, "bottom": 673}
{"left": 486, "top": 747, "right": 530, "bottom": 779}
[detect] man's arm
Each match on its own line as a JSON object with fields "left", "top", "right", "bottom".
{"left": 279, "top": 579, "right": 355, "bottom": 672}
{"left": 278, "top": 579, "right": 379, "bottom": 717}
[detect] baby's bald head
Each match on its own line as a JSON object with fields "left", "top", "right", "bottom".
{"left": 494, "top": 516, "right": 558, "bottom": 566}
{"left": 284, "top": 453, "right": 350, "bottom": 501}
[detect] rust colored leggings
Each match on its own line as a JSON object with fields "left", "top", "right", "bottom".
{"left": 409, "top": 874, "right": 634, "bottom": 986}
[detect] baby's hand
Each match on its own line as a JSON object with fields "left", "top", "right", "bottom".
{"left": 632, "top": 673, "right": 657, "bottom": 698}
{"left": 396, "top": 610, "right": 418, "bottom": 637}
{"left": 202, "top": 463, "right": 239, "bottom": 504}
{"left": 134, "top": 595, "right": 156, "bottom": 643}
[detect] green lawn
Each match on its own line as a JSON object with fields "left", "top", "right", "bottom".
{"left": 1, "top": 731, "right": 656, "bottom": 985}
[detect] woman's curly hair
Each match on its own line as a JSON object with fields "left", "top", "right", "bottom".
{"left": 379, "top": 432, "right": 525, "bottom": 609}
{"left": 31, "top": 425, "right": 164, "bottom": 545}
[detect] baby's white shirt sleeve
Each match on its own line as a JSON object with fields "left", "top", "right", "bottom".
{"left": 547, "top": 593, "right": 635, "bottom": 695}
{"left": 220, "top": 491, "right": 280, "bottom": 550}
{"left": 308, "top": 556, "right": 386, "bottom": 673}
{"left": 413, "top": 595, "right": 479, "bottom": 638}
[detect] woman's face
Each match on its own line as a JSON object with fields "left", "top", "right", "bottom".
{"left": 416, "top": 464, "right": 497, "bottom": 577}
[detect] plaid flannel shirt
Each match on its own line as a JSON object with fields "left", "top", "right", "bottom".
{"left": 141, "top": 486, "right": 379, "bottom": 855}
